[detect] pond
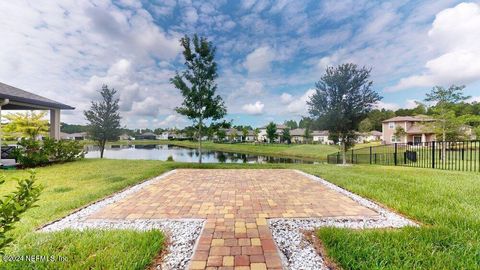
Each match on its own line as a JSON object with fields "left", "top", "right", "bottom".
{"left": 84, "top": 144, "right": 315, "bottom": 164}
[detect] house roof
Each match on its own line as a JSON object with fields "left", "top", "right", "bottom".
{"left": 382, "top": 115, "right": 434, "bottom": 123}
{"left": 138, "top": 132, "right": 156, "bottom": 136}
{"left": 312, "top": 130, "right": 329, "bottom": 136}
{"left": 0, "top": 82, "right": 74, "bottom": 110}
{"left": 370, "top": 130, "right": 382, "bottom": 136}
{"left": 290, "top": 128, "right": 305, "bottom": 136}
{"left": 259, "top": 124, "right": 287, "bottom": 129}
{"left": 406, "top": 125, "right": 435, "bottom": 134}
{"left": 60, "top": 132, "right": 87, "bottom": 137}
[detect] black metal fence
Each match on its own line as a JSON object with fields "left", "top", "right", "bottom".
{"left": 327, "top": 140, "right": 480, "bottom": 172}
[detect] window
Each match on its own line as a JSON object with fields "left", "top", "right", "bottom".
{"left": 388, "top": 122, "right": 395, "bottom": 129}
{"left": 391, "top": 135, "right": 400, "bottom": 143}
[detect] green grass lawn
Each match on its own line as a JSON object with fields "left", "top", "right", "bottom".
{"left": 0, "top": 159, "right": 172, "bottom": 270}
{"left": 2, "top": 158, "right": 478, "bottom": 269}
{"left": 297, "top": 164, "right": 480, "bottom": 269}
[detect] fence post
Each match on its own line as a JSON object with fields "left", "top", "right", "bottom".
{"left": 432, "top": 141, "right": 436, "bottom": 169}
{"left": 394, "top": 143, "right": 398, "bottom": 166}
{"left": 351, "top": 149, "right": 354, "bottom": 164}
{"left": 369, "top": 146, "right": 372, "bottom": 164}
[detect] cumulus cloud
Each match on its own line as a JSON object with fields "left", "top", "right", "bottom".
{"left": 157, "top": 114, "right": 188, "bottom": 128}
{"left": 243, "top": 46, "right": 276, "bottom": 74}
{"left": 242, "top": 101, "right": 265, "bottom": 115}
{"left": 0, "top": 1, "right": 182, "bottom": 126}
{"left": 280, "top": 93, "right": 293, "bottom": 104}
{"left": 388, "top": 2, "right": 480, "bottom": 91}
{"left": 375, "top": 101, "right": 400, "bottom": 111}
{"left": 284, "top": 89, "right": 315, "bottom": 115}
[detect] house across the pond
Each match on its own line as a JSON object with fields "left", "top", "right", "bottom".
{"left": 382, "top": 116, "right": 436, "bottom": 144}
{"left": 60, "top": 132, "right": 88, "bottom": 140}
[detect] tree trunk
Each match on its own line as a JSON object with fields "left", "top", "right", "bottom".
{"left": 198, "top": 118, "right": 203, "bottom": 164}
{"left": 100, "top": 140, "right": 105, "bottom": 158}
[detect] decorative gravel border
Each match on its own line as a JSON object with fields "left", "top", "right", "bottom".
{"left": 40, "top": 169, "right": 204, "bottom": 270}
{"left": 268, "top": 170, "right": 418, "bottom": 270}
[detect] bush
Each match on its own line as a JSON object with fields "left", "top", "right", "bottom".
{"left": 166, "top": 155, "right": 174, "bottom": 162}
{"left": 13, "top": 138, "right": 84, "bottom": 168}
{"left": 0, "top": 171, "right": 42, "bottom": 254}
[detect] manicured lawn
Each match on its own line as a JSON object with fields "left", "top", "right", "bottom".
{"left": 0, "top": 159, "right": 171, "bottom": 269}
{"left": 298, "top": 165, "right": 480, "bottom": 269}
{"left": 3, "top": 158, "right": 478, "bottom": 269}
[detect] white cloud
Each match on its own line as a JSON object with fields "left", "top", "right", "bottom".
{"left": 184, "top": 7, "right": 199, "bottom": 24}
{"left": 467, "top": 96, "right": 480, "bottom": 103}
{"left": 243, "top": 46, "right": 275, "bottom": 74}
{"left": 0, "top": 1, "right": 182, "bottom": 127}
{"left": 389, "top": 2, "right": 480, "bottom": 92}
{"left": 375, "top": 101, "right": 400, "bottom": 111}
{"left": 405, "top": 99, "right": 420, "bottom": 109}
{"left": 242, "top": 101, "right": 265, "bottom": 115}
{"left": 157, "top": 114, "right": 188, "bottom": 128}
{"left": 285, "top": 89, "right": 315, "bottom": 115}
{"left": 280, "top": 93, "right": 293, "bottom": 104}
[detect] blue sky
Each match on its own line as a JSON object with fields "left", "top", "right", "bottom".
{"left": 0, "top": 0, "right": 479, "bottom": 129}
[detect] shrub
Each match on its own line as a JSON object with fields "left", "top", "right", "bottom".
{"left": 0, "top": 171, "right": 42, "bottom": 254}
{"left": 13, "top": 138, "right": 84, "bottom": 168}
{"left": 12, "top": 139, "right": 49, "bottom": 168}
{"left": 166, "top": 155, "right": 174, "bottom": 162}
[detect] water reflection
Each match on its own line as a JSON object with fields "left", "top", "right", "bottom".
{"left": 84, "top": 144, "right": 314, "bottom": 164}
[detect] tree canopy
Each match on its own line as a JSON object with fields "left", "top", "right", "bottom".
{"left": 4, "top": 111, "right": 49, "bottom": 140}
{"left": 84, "top": 85, "right": 121, "bottom": 158}
{"left": 308, "top": 63, "right": 382, "bottom": 163}
{"left": 171, "top": 34, "right": 226, "bottom": 163}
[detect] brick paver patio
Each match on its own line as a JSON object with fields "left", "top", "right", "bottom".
{"left": 89, "top": 169, "right": 379, "bottom": 270}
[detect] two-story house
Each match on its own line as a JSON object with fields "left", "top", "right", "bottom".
{"left": 382, "top": 116, "right": 436, "bottom": 145}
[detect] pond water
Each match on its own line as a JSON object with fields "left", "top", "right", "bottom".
{"left": 84, "top": 144, "right": 315, "bottom": 164}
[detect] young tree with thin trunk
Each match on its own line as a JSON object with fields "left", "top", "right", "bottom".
{"left": 242, "top": 127, "right": 248, "bottom": 142}
{"left": 266, "top": 122, "right": 278, "bottom": 143}
{"left": 308, "top": 63, "right": 382, "bottom": 164}
{"left": 171, "top": 34, "right": 226, "bottom": 164}
{"left": 253, "top": 128, "right": 260, "bottom": 142}
{"left": 304, "top": 126, "right": 312, "bottom": 144}
{"left": 424, "top": 85, "right": 470, "bottom": 158}
{"left": 282, "top": 128, "right": 291, "bottom": 144}
{"left": 84, "top": 85, "right": 121, "bottom": 158}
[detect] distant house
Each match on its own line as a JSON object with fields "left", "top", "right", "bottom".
{"left": 257, "top": 124, "right": 287, "bottom": 142}
{"left": 356, "top": 131, "right": 383, "bottom": 143}
{"left": 60, "top": 132, "right": 87, "bottom": 140}
{"left": 291, "top": 128, "right": 306, "bottom": 143}
{"left": 134, "top": 132, "right": 157, "bottom": 140}
{"left": 312, "top": 130, "right": 333, "bottom": 144}
{"left": 243, "top": 130, "right": 256, "bottom": 142}
{"left": 159, "top": 131, "right": 173, "bottom": 140}
{"left": 382, "top": 116, "right": 436, "bottom": 144}
{"left": 118, "top": 133, "right": 131, "bottom": 140}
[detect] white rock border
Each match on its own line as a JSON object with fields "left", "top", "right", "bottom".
{"left": 40, "top": 169, "right": 204, "bottom": 270}
{"left": 267, "top": 170, "right": 418, "bottom": 270}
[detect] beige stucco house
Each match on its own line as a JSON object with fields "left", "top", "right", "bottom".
{"left": 382, "top": 116, "right": 436, "bottom": 144}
